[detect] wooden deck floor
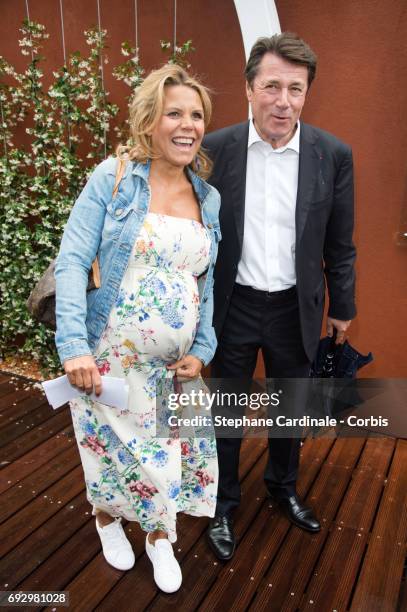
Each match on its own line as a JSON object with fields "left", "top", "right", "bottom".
{"left": 0, "top": 372, "right": 406, "bottom": 611}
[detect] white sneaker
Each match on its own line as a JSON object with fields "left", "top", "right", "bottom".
{"left": 96, "top": 517, "right": 135, "bottom": 571}
{"left": 145, "top": 534, "right": 182, "bottom": 593}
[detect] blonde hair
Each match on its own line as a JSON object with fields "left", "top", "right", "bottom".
{"left": 117, "top": 64, "right": 213, "bottom": 180}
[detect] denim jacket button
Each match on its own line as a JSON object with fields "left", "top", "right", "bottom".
{"left": 115, "top": 208, "right": 123, "bottom": 216}
{"left": 207, "top": 223, "right": 213, "bottom": 229}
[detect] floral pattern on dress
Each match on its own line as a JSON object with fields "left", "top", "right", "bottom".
{"left": 70, "top": 212, "right": 217, "bottom": 542}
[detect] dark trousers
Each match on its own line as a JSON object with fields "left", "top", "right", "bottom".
{"left": 212, "top": 283, "right": 311, "bottom": 516}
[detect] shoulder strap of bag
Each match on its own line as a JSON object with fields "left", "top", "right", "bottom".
{"left": 91, "top": 158, "right": 127, "bottom": 288}
{"left": 112, "top": 158, "right": 127, "bottom": 199}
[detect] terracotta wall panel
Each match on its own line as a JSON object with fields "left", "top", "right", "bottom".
{"left": 1, "top": 1, "right": 405, "bottom": 376}
{"left": 275, "top": 0, "right": 407, "bottom": 376}
{"left": 0, "top": 0, "right": 246, "bottom": 130}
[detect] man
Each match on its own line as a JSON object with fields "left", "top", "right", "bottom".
{"left": 204, "top": 32, "right": 356, "bottom": 560}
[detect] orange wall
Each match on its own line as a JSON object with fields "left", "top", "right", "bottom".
{"left": 1, "top": 0, "right": 406, "bottom": 376}
{"left": 0, "top": 0, "right": 247, "bottom": 130}
{"left": 274, "top": 0, "right": 407, "bottom": 377}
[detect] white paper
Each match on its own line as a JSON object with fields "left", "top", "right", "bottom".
{"left": 42, "top": 374, "right": 129, "bottom": 411}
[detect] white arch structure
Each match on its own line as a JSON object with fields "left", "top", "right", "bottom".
{"left": 233, "top": 0, "right": 281, "bottom": 116}
{"left": 233, "top": 0, "right": 281, "bottom": 60}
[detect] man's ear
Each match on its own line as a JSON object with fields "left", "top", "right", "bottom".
{"left": 245, "top": 81, "right": 253, "bottom": 103}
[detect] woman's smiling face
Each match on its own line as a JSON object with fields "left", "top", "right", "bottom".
{"left": 151, "top": 84, "right": 205, "bottom": 169}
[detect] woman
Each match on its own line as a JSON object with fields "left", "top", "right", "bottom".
{"left": 55, "top": 64, "right": 221, "bottom": 593}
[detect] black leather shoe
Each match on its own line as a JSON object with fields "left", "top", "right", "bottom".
{"left": 207, "top": 515, "right": 236, "bottom": 560}
{"left": 269, "top": 493, "right": 321, "bottom": 532}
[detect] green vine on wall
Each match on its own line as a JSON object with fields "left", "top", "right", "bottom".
{"left": 0, "top": 19, "right": 194, "bottom": 374}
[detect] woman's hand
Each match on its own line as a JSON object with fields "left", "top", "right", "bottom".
{"left": 167, "top": 355, "right": 203, "bottom": 380}
{"left": 64, "top": 355, "right": 102, "bottom": 396}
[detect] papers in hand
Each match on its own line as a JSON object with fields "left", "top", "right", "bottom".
{"left": 42, "top": 374, "right": 129, "bottom": 411}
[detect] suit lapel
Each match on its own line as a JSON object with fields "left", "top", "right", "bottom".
{"left": 296, "top": 123, "right": 321, "bottom": 245}
{"left": 225, "top": 122, "right": 249, "bottom": 250}
{"left": 221, "top": 122, "right": 322, "bottom": 251}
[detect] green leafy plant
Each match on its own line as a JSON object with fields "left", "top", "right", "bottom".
{"left": 0, "top": 20, "right": 194, "bottom": 375}
{"left": 160, "top": 39, "right": 195, "bottom": 68}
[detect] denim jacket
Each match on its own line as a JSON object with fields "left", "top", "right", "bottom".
{"left": 55, "top": 157, "right": 221, "bottom": 367}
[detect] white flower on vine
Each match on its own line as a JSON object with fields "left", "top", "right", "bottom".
{"left": 19, "top": 37, "right": 33, "bottom": 47}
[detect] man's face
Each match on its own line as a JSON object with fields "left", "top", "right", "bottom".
{"left": 246, "top": 53, "right": 309, "bottom": 149}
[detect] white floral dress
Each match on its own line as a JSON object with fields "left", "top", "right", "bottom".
{"left": 70, "top": 212, "right": 218, "bottom": 542}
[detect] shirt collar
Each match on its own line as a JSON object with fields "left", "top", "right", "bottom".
{"left": 248, "top": 119, "right": 300, "bottom": 153}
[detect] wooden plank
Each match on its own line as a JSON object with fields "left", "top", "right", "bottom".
{"left": 0, "top": 385, "right": 30, "bottom": 403}
{"left": 397, "top": 580, "right": 407, "bottom": 612}
{"left": 0, "top": 425, "right": 74, "bottom": 491}
{"left": 55, "top": 439, "right": 268, "bottom": 612}
{"left": 0, "top": 401, "right": 58, "bottom": 448}
{"left": 0, "top": 404, "right": 401, "bottom": 612}
{"left": 350, "top": 439, "right": 407, "bottom": 612}
{"left": 356, "top": 435, "right": 396, "bottom": 470}
{"left": 0, "top": 394, "right": 48, "bottom": 427}
{"left": 0, "top": 376, "right": 12, "bottom": 389}
{"left": 298, "top": 436, "right": 395, "bottom": 611}
{"left": 46, "top": 523, "right": 146, "bottom": 612}
{"left": 0, "top": 373, "right": 38, "bottom": 385}
{"left": 0, "top": 464, "right": 84, "bottom": 557}
{"left": 0, "top": 444, "right": 80, "bottom": 523}
{"left": 335, "top": 436, "right": 395, "bottom": 531}
{"left": 300, "top": 526, "right": 368, "bottom": 611}
{"left": 249, "top": 437, "right": 366, "bottom": 612}
{"left": 16, "top": 516, "right": 108, "bottom": 592}
{"left": 0, "top": 379, "right": 43, "bottom": 405}
{"left": 239, "top": 437, "right": 267, "bottom": 477}
{"left": 0, "top": 380, "right": 46, "bottom": 404}
{"left": 0, "top": 378, "right": 41, "bottom": 404}
{"left": 322, "top": 435, "right": 366, "bottom": 468}
{"left": 0, "top": 382, "right": 14, "bottom": 397}
{"left": 0, "top": 407, "right": 72, "bottom": 465}
{"left": 186, "top": 439, "right": 334, "bottom": 612}
{"left": 0, "top": 491, "right": 89, "bottom": 588}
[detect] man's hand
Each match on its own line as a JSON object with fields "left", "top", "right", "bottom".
{"left": 64, "top": 355, "right": 102, "bottom": 396}
{"left": 167, "top": 355, "right": 203, "bottom": 379}
{"left": 327, "top": 317, "right": 352, "bottom": 344}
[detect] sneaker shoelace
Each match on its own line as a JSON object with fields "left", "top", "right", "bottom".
{"left": 100, "top": 520, "right": 128, "bottom": 547}
{"left": 154, "top": 541, "right": 176, "bottom": 564}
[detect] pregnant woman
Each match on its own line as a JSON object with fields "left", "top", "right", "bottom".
{"left": 55, "top": 64, "right": 221, "bottom": 593}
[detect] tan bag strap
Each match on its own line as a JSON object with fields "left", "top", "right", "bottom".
{"left": 112, "top": 158, "right": 127, "bottom": 198}
{"left": 91, "top": 259, "right": 101, "bottom": 288}
{"left": 91, "top": 158, "right": 127, "bottom": 289}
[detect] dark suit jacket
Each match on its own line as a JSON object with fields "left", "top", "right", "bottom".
{"left": 203, "top": 121, "right": 356, "bottom": 362}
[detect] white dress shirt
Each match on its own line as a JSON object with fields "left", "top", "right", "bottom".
{"left": 236, "top": 120, "right": 300, "bottom": 291}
